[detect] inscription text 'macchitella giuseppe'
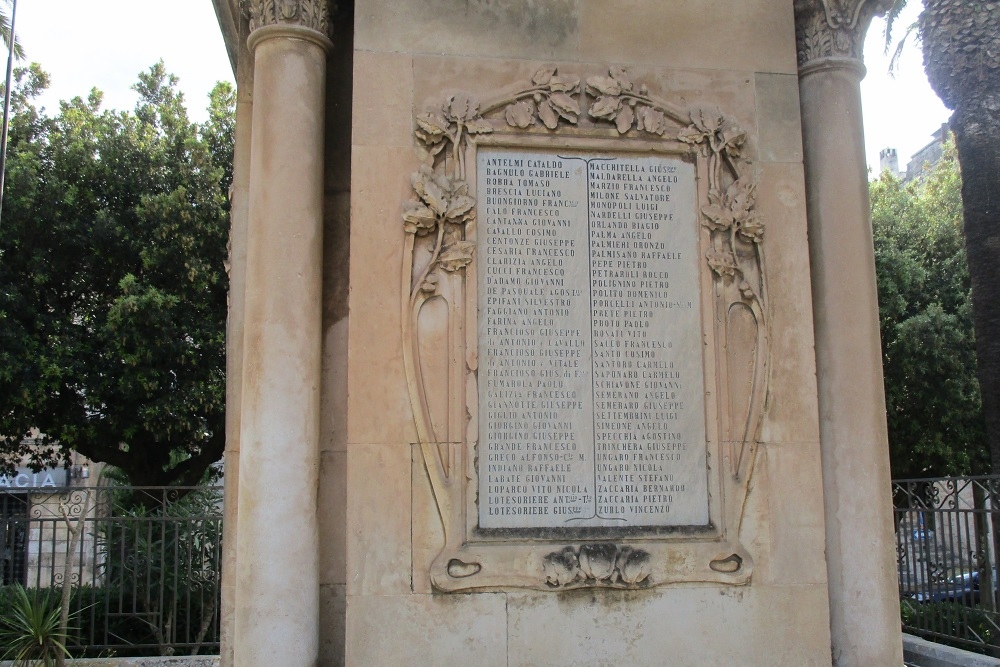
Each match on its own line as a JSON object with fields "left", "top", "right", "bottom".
{"left": 477, "top": 147, "right": 708, "bottom": 530}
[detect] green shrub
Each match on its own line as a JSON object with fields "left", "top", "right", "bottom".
{"left": 0, "top": 584, "right": 74, "bottom": 666}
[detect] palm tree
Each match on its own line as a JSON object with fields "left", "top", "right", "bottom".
{"left": 887, "top": 0, "right": 1000, "bottom": 472}
{"left": 0, "top": 1, "right": 23, "bottom": 60}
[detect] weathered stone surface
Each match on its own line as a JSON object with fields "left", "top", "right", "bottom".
{"left": 219, "top": 0, "right": 902, "bottom": 663}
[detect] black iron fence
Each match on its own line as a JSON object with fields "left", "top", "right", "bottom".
{"left": 0, "top": 485, "right": 222, "bottom": 657}
{"left": 894, "top": 476, "right": 1000, "bottom": 655}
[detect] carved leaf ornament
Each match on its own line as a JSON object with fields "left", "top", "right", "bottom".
{"left": 543, "top": 544, "right": 653, "bottom": 589}
{"left": 244, "top": 0, "right": 333, "bottom": 38}
{"left": 793, "top": 0, "right": 892, "bottom": 65}
{"left": 401, "top": 67, "right": 769, "bottom": 592}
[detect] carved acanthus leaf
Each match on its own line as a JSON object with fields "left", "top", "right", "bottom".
{"left": 245, "top": 0, "right": 334, "bottom": 39}
{"left": 793, "top": 0, "right": 893, "bottom": 66}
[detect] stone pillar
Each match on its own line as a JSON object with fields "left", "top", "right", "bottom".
{"left": 794, "top": 1, "right": 903, "bottom": 665}
{"left": 220, "top": 9, "right": 253, "bottom": 667}
{"left": 234, "top": 2, "right": 332, "bottom": 665}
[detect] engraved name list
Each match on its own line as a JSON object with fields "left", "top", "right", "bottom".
{"left": 477, "top": 148, "right": 708, "bottom": 531}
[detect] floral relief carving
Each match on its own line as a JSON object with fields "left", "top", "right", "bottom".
{"left": 543, "top": 544, "right": 653, "bottom": 589}
{"left": 244, "top": 0, "right": 333, "bottom": 38}
{"left": 401, "top": 66, "right": 768, "bottom": 592}
{"left": 578, "top": 68, "right": 764, "bottom": 309}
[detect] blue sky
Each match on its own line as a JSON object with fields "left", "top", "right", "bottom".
{"left": 15, "top": 0, "right": 949, "bottom": 175}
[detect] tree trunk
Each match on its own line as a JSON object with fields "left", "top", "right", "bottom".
{"left": 918, "top": 0, "right": 1000, "bottom": 468}
{"left": 952, "top": 93, "right": 1000, "bottom": 471}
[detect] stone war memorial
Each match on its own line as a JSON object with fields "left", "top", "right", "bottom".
{"left": 212, "top": 0, "right": 904, "bottom": 664}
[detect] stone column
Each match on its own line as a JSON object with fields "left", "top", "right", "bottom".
{"left": 234, "top": 2, "right": 332, "bottom": 665}
{"left": 220, "top": 9, "right": 253, "bottom": 667}
{"left": 794, "top": 1, "right": 903, "bottom": 665}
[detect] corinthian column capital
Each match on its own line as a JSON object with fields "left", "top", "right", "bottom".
{"left": 244, "top": 0, "right": 334, "bottom": 41}
{"left": 794, "top": 0, "right": 892, "bottom": 68}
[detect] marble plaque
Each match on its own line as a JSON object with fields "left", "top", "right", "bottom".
{"left": 477, "top": 147, "right": 708, "bottom": 531}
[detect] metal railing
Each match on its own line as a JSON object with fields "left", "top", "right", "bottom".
{"left": 894, "top": 476, "right": 1000, "bottom": 655}
{"left": 0, "top": 485, "right": 222, "bottom": 657}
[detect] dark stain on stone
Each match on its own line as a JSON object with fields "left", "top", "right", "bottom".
{"left": 461, "top": 0, "right": 577, "bottom": 47}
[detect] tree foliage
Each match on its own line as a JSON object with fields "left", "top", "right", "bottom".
{"left": 0, "top": 62, "right": 234, "bottom": 486}
{"left": 873, "top": 146, "right": 987, "bottom": 479}
{"left": 885, "top": 0, "right": 1000, "bottom": 473}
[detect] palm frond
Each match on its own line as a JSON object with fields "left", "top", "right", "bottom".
{"left": 889, "top": 21, "right": 921, "bottom": 77}
{"left": 884, "top": 0, "right": 909, "bottom": 46}
{"left": 0, "top": 7, "right": 25, "bottom": 60}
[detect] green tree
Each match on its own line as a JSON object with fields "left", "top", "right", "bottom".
{"left": 873, "top": 145, "right": 987, "bottom": 478}
{"left": 885, "top": 0, "right": 1000, "bottom": 472}
{"left": 0, "top": 62, "right": 234, "bottom": 487}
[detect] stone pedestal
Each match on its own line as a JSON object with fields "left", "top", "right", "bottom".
{"left": 232, "top": 14, "right": 332, "bottom": 667}
{"left": 214, "top": 1, "right": 909, "bottom": 664}
{"left": 796, "top": 1, "right": 904, "bottom": 664}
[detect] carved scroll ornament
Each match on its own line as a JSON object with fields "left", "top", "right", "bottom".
{"left": 401, "top": 66, "right": 770, "bottom": 592}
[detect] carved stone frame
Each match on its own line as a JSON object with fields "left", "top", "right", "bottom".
{"left": 401, "top": 67, "right": 769, "bottom": 592}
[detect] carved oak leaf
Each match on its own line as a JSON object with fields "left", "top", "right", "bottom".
{"left": 548, "top": 75, "right": 580, "bottom": 93}
{"left": 416, "top": 112, "right": 449, "bottom": 138}
{"left": 505, "top": 100, "right": 536, "bottom": 129}
{"left": 677, "top": 124, "right": 707, "bottom": 146}
{"left": 615, "top": 104, "right": 635, "bottom": 134}
{"left": 549, "top": 92, "right": 581, "bottom": 122}
{"left": 616, "top": 547, "right": 652, "bottom": 585}
{"left": 420, "top": 173, "right": 449, "bottom": 216}
{"left": 589, "top": 95, "right": 622, "bottom": 120}
{"left": 578, "top": 544, "right": 617, "bottom": 581}
{"left": 718, "top": 118, "right": 747, "bottom": 157}
{"left": 410, "top": 166, "right": 432, "bottom": 203}
{"left": 410, "top": 166, "right": 475, "bottom": 225}
{"left": 538, "top": 100, "right": 559, "bottom": 130}
{"left": 636, "top": 106, "right": 667, "bottom": 135}
{"left": 586, "top": 75, "right": 622, "bottom": 97}
{"left": 465, "top": 118, "right": 494, "bottom": 135}
{"left": 739, "top": 215, "right": 765, "bottom": 243}
{"left": 707, "top": 249, "right": 739, "bottom": 278}
{"left": 438, "top": 241, "right": 476, "bottom": 272}
{"left": 443, "top": 93, "right": 481, "bottom": 123}
{"left": 725, "top": 178, "right": 756, "bottom": 220}
{"left": 402, "top": 200, "right": 437, "bottom": 236}
{"left": 692, "top": 106, "right": 725, "bottom": 134}
{"left": 701, "top": 203, "right": 734, "bottom": 232}
{"left": 609, "top": 66, "right": 634, "bottom": 92}
{"left": 543, "top": 547, "right": 580, "bottom": 586}
{"left": 532, "top": 65, "right": 557, "bottom": 86}
{"left": 445, "top": 194, "right": 476, "bottom": 223}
